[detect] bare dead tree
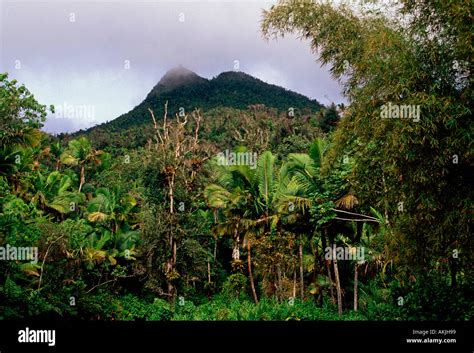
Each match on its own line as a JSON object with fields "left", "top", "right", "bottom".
{"left": 147, "top": 103, "right": 208, "bottom": 301}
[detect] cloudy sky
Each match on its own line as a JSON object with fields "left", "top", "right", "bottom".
{"left": 0, "top": 0, "right": 346, "bottom": 133}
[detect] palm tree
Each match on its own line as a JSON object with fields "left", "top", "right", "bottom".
{"left": 275, "top": 138, "right": 329, "bottom": 303}
{"left": 0, "top": 127, "right": 43, "bottom": 193}
{"left": 205, "top": 185, "right": 246, "bottom": 266}
{"left": 49, "top": 141, "right": 65, "bottom": 171}
{"left": 1, "top": 147, "right": 39, "bottom": 197}
{"left": 277, "top": 137, "right": 348, "bottom": 315}
{"left": 205, "top": 149, "right": 279, "bottom": 304}
{"left": 0, "top": 126, "right": 42, "bottom": 151}
{"left": 31, "top": 170, "right": 85, "bottom": 215}
{"left": 86, "top": 186, "right": 140, "bottom": 235}
{"left": 60, "top": 137, "right": 109, "bottom": 192}
{"left": 84, "top": 186, "right": 141, "bottom": 268}
{"left": 280, "top": 137, "right": 381, "bottom": 315}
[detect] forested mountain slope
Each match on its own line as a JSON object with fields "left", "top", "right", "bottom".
{"left": 72, "top": 67, "right": 323, "bottom": 149}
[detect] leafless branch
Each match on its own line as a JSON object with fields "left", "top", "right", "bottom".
{"left": 38, "top": 234, "right": 66, "bottom": 290}
{"left": 331, "top": 208, "right": 379, "bottom": 221}
{"left": 334, "top": 217, "right": 380, "bottom": 223}
{"left": 86, "top": 278, "right": 117, "bottom": 293}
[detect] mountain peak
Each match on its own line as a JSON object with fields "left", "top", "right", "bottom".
{"left": 148, "top": 66, "right": 206, "bottom": 97}
{"left": 161, "top": 66, "right": 196, "bottom": 81}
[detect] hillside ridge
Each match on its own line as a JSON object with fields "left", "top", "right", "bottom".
{"left": 81, "top": 67, "right": 323, "bottom": 134}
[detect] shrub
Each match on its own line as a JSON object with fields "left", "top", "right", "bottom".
{"left": 115, "top": 295, "right": 173, "bottom": 321}
{"left": 397, "top": 276, "right": 474, "bottom": 321}
{"left": 221, "top": 273, "right": 248, "bottom": 300}
{"left": 149, "top": 298, "right": 173, "bottom": 321}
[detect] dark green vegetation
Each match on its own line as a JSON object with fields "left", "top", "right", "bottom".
{"left": 1, "top": 0, "right": 472, "bottom": 321}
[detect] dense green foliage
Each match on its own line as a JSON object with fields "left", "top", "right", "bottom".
{"left": 1, "top": 0, "right": 472, "bottom": 322}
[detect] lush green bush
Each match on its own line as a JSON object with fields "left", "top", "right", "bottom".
{"left": 76, "top": 290, "right": 118, "bottom": 320}
{"left": 115, "top": 294, "right": 172, "bottom": 321}
{"left": 358, "top": 280, "right": 404, "bottom": 321}
{"left": 172, "top": 295, "right": 366, "bottom": 321}
{"left": 0, "top": 277, "right": 71, "bottom": 320}
{"left": 397, "top": 276, "right": 474, "bottom": 321}
{"left": 221, "top": 273, "right": 248, "bottom": 300}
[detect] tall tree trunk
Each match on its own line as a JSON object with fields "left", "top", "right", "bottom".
{"left": 78, "top": 165, "right": 85, "bottom": 192}
{"left": 354, "top": 263, "right": 358, "bottom": 311}
{"left": 310, "top": 238, "right": 322, "bottom": 306}
{"left": 212, "top": 215, "right": 218, "bottom": 283}
{"left": 166, "top": 235, "right": 176, "bottom": 300}
{"left": 381, "top": 173, "right": 394, "bottom": 235}
{"left": 322, "top": 229, "right": 335, "bottom": 304}
{"left": 207, "top": 259, "right": 211, "bottom": 284}
{"left": 309, "top": 238, "right": 317, "bottom": 285}
{"left": 276, "top": 263, "right": 283, "bottom": 303}
{"left": 299, "top": 235, "right": 304, "bottom": 300}
{"left": 213, "top": 238, "right": 217, "bottom": 261}
{"left": 247, "top": 240, "right": 258, "bottom": 304}
{"left": 169, "top": 173, "right": 175, "bottom": 213}
{"left": 232, "top": 229, "right": 240, "bottom": 263}
{"left": 166, "top": 173, "right": 176, "bottom": 301}
{"left": 332, "top": 244, "right": 343, "bottom": 317}
{"left": 292, "top": 264, "right": 297, "bottom": 299}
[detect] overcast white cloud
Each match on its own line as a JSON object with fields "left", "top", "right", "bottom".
{"left": 0, "top": 0, "right": 346, "bottom": 133}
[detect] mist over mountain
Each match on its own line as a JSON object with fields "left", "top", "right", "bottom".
{"left": 146, "top": 66, "right": 209, "bottom": 97}
{"left": 83, "top": 67, "right": 323, "bottom": 133}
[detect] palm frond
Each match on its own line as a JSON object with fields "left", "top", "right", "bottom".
{"left": 335, "top": 194, "right": 358, "bottom": 210}
{"left": 309, "top": 137, "right": 328, "bottom": 168}
{"left": 204, "top": 184, "right": 232, "bottom": 209}
{"left": 257, "top": 151, "right": 275, "bottom": 209}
